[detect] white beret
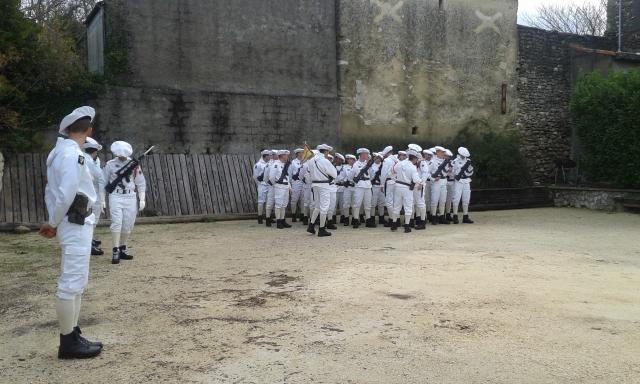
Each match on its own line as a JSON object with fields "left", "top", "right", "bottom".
{"left": 381, "top": 146, "right": 393, "bottom": 156}
{"left": 356, "top": 148, "right": 370, "bottom": 155}
{"left": 398, "top": 150, "right": 407, "bottom": 156}
{"left": 345, "top": 154, "right": 356, "bottom": 160}
{"left": 59, "top": 106, "right": 95, "bottom": 134}
{"left": 83, "top": 137, "right": 102, "bottom": 151}
{"left": 445, "top": 149, "right": 453, "bottom": 157}
{"left": 407, "top": 149, "right": 420, "bottom": 158}
{"left": 328, "top": 154, "right": 334, "bottom": 160}
{"left": 458, "top": 147, "right": 471, "bottom": 158}
{"left": 261, "top": 149, "right": 271, "bottom": 156}
{"left": 407, "top": 143, "right": 423, "bottom": 153}
{"left": 110, "top": 141, "right": 133, "bottom": 157}
{"left": 294, "top": 148, "right": 304, "bottom": 154}
{"left": 434, "top": 146, "right": 445, "bottom": 152}
{"left": 335, "top": 153, "right": 345, "bottom": 161}
{"left": 373, "top": 152, "right": 383, "bottom": 159}
{"left": 277, "top": 150, "right": 290, "bottom": 156}
{"left": 316, "top": 144, "right": 333, "bottom": 151}
{"left": 422, "top": 149, "right": 434, "bottom": 156}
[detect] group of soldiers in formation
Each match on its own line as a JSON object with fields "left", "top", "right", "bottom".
{"left": 253, "top": 143, "right": 474, "bottom": 237}
{"left": 40, "top": 106, "right": 146, "bottom": 359}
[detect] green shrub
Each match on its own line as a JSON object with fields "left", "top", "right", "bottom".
{"left": 570, "top": 70, "right": 640, "bottom": 188}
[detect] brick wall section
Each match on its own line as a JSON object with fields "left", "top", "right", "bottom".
{"left": 516, "top": 26, "right": 611, "bottom": 182}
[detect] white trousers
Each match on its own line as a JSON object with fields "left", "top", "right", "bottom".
{"left": 336, "top": 191, "right": 344, "bottom": 214}
{"left": 274, "top": 187, "right": 290, "bottom": 209}
{"left": 328, "top": 191, "right": 337, "bottom": 217}
{"left": 57, "top": 217, "right": 94, "bottom": 300}
{"left": 290, "top": 181, "right": 304, "bottom": 213}
{"left": 266, "top": 185, "right": 276, "bottom": 213}
{"left": 257, "top": 184, "right": 269, "bottom": 204}
{"left": 109, "top": 193, "right": 137, "bottom": 234}
{"left": 424, "top": 182, "right": 432, "bottom": 213}
{"left": 453, "top": 181, "right": 471, "bottom": 215}
{"left": 352, "top": 187, "right": 372, "bottom": 218}
{"left": 312, "top": 186, "right": 331, "bottom": 214}
{"left": 384, "top": 182, "right": 396, "bottom": 212}
{"left": 372, "top": 185, "right": 385, "bottom": 216}
{"left": 430, "top": 179, "right": 448, "bottom": 215}
{"left": 342, "top": 188, "right": 354, "bottom": 216}
{"left": 413, "top": 186, "right": 427, "bottom": 219}
{"left": 445, "top": 181, "right": 455, "bottom": 213}
{"left": 392, "top": 184, "right": 414, "bottom": 224}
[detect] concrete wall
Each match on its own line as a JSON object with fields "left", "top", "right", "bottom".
{"left": 95, "top": 0, "right": 340, "bottom": 153}
{"left": 606, "top": 0, "right": 640, "bottom": 52}
{"left": 337, "top": 0, "right": 519, "bottom": 151}
{"left": 551, "top": 186, "right": 640, "bottom": 211}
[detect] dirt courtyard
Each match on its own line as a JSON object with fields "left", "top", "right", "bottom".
{"left": 0, "top": 208, "right": 639, "bottom": 383}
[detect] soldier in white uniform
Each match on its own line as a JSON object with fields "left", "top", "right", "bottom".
{"left": 306, "top": 144, "right": 338, "bottom": 237}
{"left": 288, "top": 148, "right": 305, "bottom": 222}
{"left": 263, "top": 150, "right": 277, "bottom": 227}
{"left": 444, "top": 149, "right": 455, "bottom": 223}
{"left": 83, "top": 138, "right": 106, "bottom": 255}
{"left": 299, "top": 155, "right": 313, "bottom": 225}
{"left": 326, "top": 155, "right": 339, "bottom": 229}
{"left": 422, "top": 149, "right": 435, "bottom": 222}
{"left": 253, "top": 149, "right": 271, "bottom": 224}
{"left": 40, "top": 106, "right": 103, "bottom": 359}
{"left": 370, "top": 153, "right": 386, "bottom": 225}
{"left": 380, "top": 146, "right": 396, "bottom": 227}
{"left": 391, "top": 146, "right": 423, "bottom": 233}
{"left": 103, "top": 141, "right": 146, "bottom": 264}
{"left": 350, "top": 148, "right": 375, "bottom": 228}
{"left": 269, "top": 150, "right": 292, "bottom": 229}
{"left": 429, "top": 146, "right": 452, "bottom": 225}
{"left": 452, "top": 147, "right": 475, "bottom": 224}
{"left": 334, "top": 153, "right": 346, "bottom": 225}
{"left": 340, "top": 154, "right": 356, "bottom": 226}
{"left": 413, "top": 149, "right": 431, "bottom": 230}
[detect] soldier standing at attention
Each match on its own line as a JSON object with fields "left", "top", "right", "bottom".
{"left": 370, "top": 152, "right": 386, "bottom": 225}
{"left": 40, "top": 106, "right": 103, "bottom": 359}
{"left": 391, "top": 145, "right": 423, "bottom": 233}
{"left": 429, "top": 146, "right": 451, "bottom": 225}
{"left": 334, "top": 153, "right": 346, "bottom": 225}
{"left": 263, "top": 150, "right": 277, "bottom": 227}
{"left": 269, "top": 150, "right": 292, "bottom": 229}
{"left": 451, "top": 147, "right": 475, "bottom": 224}
{"left": 444, "top": 148, "right": 455, "bottom": 224}
{"left": 253, "top": 149, "right": 271, "bottom": 224}
{"left": 288, "top": 148, "right": 305, "bottom": 222}
{"left": 307, "top": 144, "right": 338, "bottom": 237}
{"left": 380, "top": 146, "right": 397, "bottom": 227}
{"left": 340, "top": 154, "right": 356, "bottom": 226}
{"left": 350, "top": 148, "right": 375, "bottom": 229}
{"left": 83, "top": 137, "right": 106, "bottom": 255}
{"left": 103, "top": 141, "right": 146, "bottom": 264}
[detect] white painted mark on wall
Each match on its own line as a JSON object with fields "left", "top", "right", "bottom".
{"left": 474, "top": 10, "right": 502, "bottom": 35}
{"left": 372, "top": 0, "right": 404, "bottom": 24}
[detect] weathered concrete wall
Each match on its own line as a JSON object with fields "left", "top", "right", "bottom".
{"left": 516, "top": 26, "right": 611, "bottom": 182}
{"left": 606, "top": 0, "right": 640, "bottom": 52}
{"left": 337, "top": 0, "right": 519, "bottom": 150}
{"left": 95, "top": 0, "right": 339, "bottom": 153}
{"left": 551, "top": 186, "right": 640, "bottom": 211}
{"left": 93, "top": 86, "right": 339, "bottom": 154}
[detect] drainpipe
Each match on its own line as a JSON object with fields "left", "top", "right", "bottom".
{"left": 618, "top": 0, "right": 623, "bottom": 52}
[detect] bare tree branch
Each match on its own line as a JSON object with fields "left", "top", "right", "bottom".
{"left": 522, "top": 0, "right": 608, "bottom": 36}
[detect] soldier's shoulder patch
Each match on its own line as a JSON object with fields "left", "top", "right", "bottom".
{"left": 78, "top": 155, "right": 85, "bottom": 165}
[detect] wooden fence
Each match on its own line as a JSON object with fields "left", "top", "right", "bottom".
{"left": 0, "top": 153, "right": 259, "bottom": 225}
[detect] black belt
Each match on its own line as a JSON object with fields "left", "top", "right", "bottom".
{"left": 276, "top": 181, "right": 289, "bottom": 185}
{"left": 372, "top": 182, "right": 381, "bottom": 186}
{"left": 312, "top": 180, "right": 330, "bottom": 184}
{"left": 396, "top": 181, "right": 413, "bottom": 188}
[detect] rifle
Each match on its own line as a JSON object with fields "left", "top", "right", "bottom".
{"left": 353, "top": 158, "right": 375, "bottom": 183}
{"left": 276, "top": 161, "right": 291, "bottom": 184}
{"left": 455, "top": 160, "right": 473, "bottom": 181}
{"left": 105, "top": 146, "right": 155, "bottom": 194}
{"left": 431, "top": 158, "right": 452, "bottom": 179}
{"left": 371, "top": 164, "right": 383, "bottom": 185}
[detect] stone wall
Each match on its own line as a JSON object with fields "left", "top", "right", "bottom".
{"left": 551, "top": 186, "right": 640, "bottom": 211}
{"left": 606, "top": 0, "right": 640, "bottom": 52}
{"left": 337, "top": 0, "right": 519, "bottom": 151}
{"left": 515, "top": 26, "right": 611, "bottom": 182}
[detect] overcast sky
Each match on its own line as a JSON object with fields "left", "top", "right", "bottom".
{"left": 518, "top": 0, "right": 604, "bottom": 24}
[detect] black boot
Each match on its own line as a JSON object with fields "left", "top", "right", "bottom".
{"left": 352, "top": 219, "right": 360, "bottom": 229}
{"left": 359, "top": 214, "right": 365, "bottom": 224}
{"left": 379, "top": 215, "right": 386, "bottom": 225}
{"left": 340, "top": 215, "right": 347, "bottom": 225}
{"left": 365, "top": 217, "right": 377, "bottom": 228}
{"left": 409, "top": 219, "right": 415, "bottom": 228}
{"left": 344, "top": 217, "right": 351, "bottom": 226}
{"left": 384, "top": 218, "right": 392, "bottom": 227}
{"left": 119, "top": 245, "right": 133, "bottom": 260}
{"left": 415, "top": 219, "right": 426, "bottom": 230}
{"left": 404, "top": 224, "right": 412, "bottom": 233}
{"left": 332, "top": 215, "right": 337, "bottom": 226}
{"left": 92, "top": 239, "right": 101, "bottom": 247}
{"left": 258, "top": 215, "right": 264, "bottom": 224}
{"left": 58, "top": 331, "right": 102, "bottom": 359}
{"left": 74, "top": 326, "right": 103, "bottom": 348}
{"left": 390, "top": 220, "right": 398, "bottom": 231}
{"left": 111, "top": 247, "right": 120, "bottom": 264}
{"left": 445, "top": 213, "right": 452, "bottom": 223}
{"left": 326, "top": 219, "right": 338, "bottom": 230}
{"left": 91, "top": 246, "right": 104, "bottom": 256}
{"left": 315, "top": 217, "right": 320, "bottom": 225}
{"left": 291, "top": 213, "right": 298, "bottom": 222}
{"left": 427, "top": 212, "right": 433, "bottom": 222}
{"left": 277, "top": 219, "right": 285, "bottom": 229}
{"left": 453, "top": 214, "right": 460, "bottom": 224}
{"left": 318, "top": 227, "right": 332, "bottom": 237}
{"left": 302, "top": 216, "right": 308, "bottom": 225}
{"left": 431, "top": 215, "right": 438, "bottom": 226}
{"left": 307, "top": 222, "right": 316, "bottom": 234}
{"left": 282, "top": 219, "right": 292, "bottom": 228}
{"left": 463, "top": 215, "right": 474, "bottom": 224}
{"left": 266, "top": 217, "right": 272, "bottom": 227}
{"left": 439, "top": 215, "right": 447, "bottom": 225}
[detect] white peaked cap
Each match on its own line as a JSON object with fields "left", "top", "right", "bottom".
{"left": 294, "top": 148, "right": 304, "bottom": 154}
{"left": 83, "top": 137, "right": 102, "bottom": 151}
{"left": 261, "top": 149, "right": 271, "bottom": 156}
{"left": 458, "top": 147, "right": 471, "bottom": 158}
{"left": 345, "top": 154, "right": 356, "bottom": 160}
{"left": 317, "top": 144, "right": 333, "bottom": 151}
{"left": 423, "top": 149, "right": 434, "bottom": 156}
{"left": 335, "top": 153, "right": 345, "bottom": 161}
{"left": 445, "top": 149, "right": 453, "bottom": 157}
{"left": 381, "top": 146, "right": 393, "bottom": 156}
{"left": 407, "top": 149, "right": 420, "bottom": 158}
{"left": 111, "top": 141, "right": 133, "bottom": 157}
{"left": 356, "top": 148, "right": 370, "bottom": 155}
{"left": 277, "top": 150, "right": 290, "bottom": 156}
{"left": 407, "top": 143, "right": 423, "bottom": 153}
{"left": 59, "top": 106, "right": 95, "bottom": 134}
{"left": 434, "top": 146, "right": 445, "bottom": 152}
